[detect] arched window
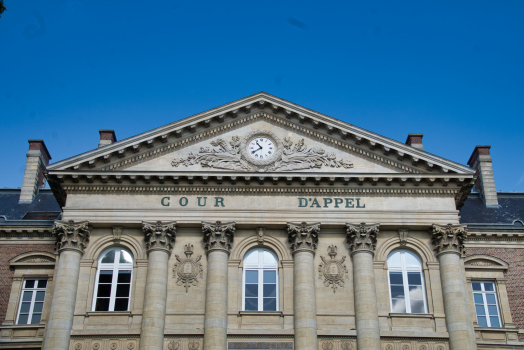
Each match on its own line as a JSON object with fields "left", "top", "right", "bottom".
{"left": 92, "top": 248, "right": 133, "bottom": 312}
{"left": 243, "top": 248, "right": 278, "bottom": 311}
{"left": 387, "top": 250, "right": 427, "bottom": 314}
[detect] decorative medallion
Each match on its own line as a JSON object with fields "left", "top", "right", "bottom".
{"left": 110, "top": 343, "right": 118, "bottom": 350}
{"left": 127, "top": 343, "right": 135, "bottom": 350}
{"left": 402, "top": 345, "right": 410, "bottom": 350}
{"left": 321, "top": 341, "right": 334, "bottom": 350}
{"left": 92, "top": 344, "right": 100, "bottom": 350}
{"left": 319, "top": 245, "right": 349, "bottom": 293}
{"left": 341, "top": 342, "right": 352, "bottom": 350}
{"left": 173, "top": 244, "right": 203, "bottom": 292}
{"left": 171, "top": 130, "right": 353, "bottom": 172}
{"left": 385, "top": 345, "right": 393, "bottom": 350}
{"left": 168, "top": 340, "right": 180, "bottom": 350}
{"left": 188, "top": 340, "right": 200, "bottom": 350}
{"left": 74, "top": 344, "right": 82, "bottom": 350}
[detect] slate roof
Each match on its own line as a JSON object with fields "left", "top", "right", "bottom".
{"left": 460, "top": 192, "right": 524, "bottom": 225}
{"left": 0, "top": 188, "right": 61, "bottom": 224}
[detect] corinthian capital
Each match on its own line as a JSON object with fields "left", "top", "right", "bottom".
{"left": 287, "top": 222, "right": 320, "bottom": 254}
{"left": 431, "top": 223, "right": 467, "bottom": 256}
{"left": 346, "top": 222, "right": 380, "bottom": 254}
{"left": 142, "top": 221, "right": 177, "bottom": 253}
{"left": 53, "top": 220, "right": 90, "bottom": 253}
{"left": 202, "top": 221, "right": 235, "bottom": 253}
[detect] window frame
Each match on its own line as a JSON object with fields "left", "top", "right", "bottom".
{"left": 16, "top": 278, "right": 48, "bottom": 325}
{"left": 472, "top": 281, "right": 502, "bottom": 328}
{"left": 387, "top": 249, "right": 428, "bottom": 314}
{"left": 242, "top": 248, "right": 279, "bottom": 312}
{"left": 91, "top": 247, "right": 134, "bottom": 312}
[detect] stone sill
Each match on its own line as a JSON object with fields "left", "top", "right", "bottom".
{"left": 84, "top": 311, "right": 132, "bottom": 317}
{"left": 238, "top": 311, "right": 283, "bottom": 317}
{"left": 389, "top": 313, "right": 434, "bottom": 318}
{"left": 0, "top": 324, "right": 45, "bottom": 329}
{"left": 474, "top": 327, "right": 517, "bottom": 332}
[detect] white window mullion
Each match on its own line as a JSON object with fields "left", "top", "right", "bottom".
{"left": 28, "top": 290, "right": 37, "bottom": 323}
{"left": 482, "top": 290, "right": 490, "bottom": 327}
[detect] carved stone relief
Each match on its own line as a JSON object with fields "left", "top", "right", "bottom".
{"left": 173, "top": 244, "right": 203, "bottom": 292}
{"left": 202, "top": 221, "right": 236, "bottom": 253}
{"left": 346, "top": 222, "right": 380, "bottom": 253}
{"left": 319, "top": 245, "right": 349, "bottom": 293}
{"left": 430, "top": 224, "right": 467, "bottom": 255}
{"left": 142, "top": 220, "right": 177, "bottom": 253}
{"left": 287, "top": 222, "right": 320, "bottom": 254}
{"left": 53, "top": 220, "right": 90, "bottom": 253}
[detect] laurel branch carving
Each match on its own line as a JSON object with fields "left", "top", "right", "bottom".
{"left": 173, "top": 244, "right": 203, "bottom": 292}
{"left": 319, "top": 245, "right": 349, "bottom": 293}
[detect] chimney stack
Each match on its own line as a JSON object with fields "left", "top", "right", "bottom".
{"left": 19, "top": 140, "right": 51, "bottom": 204}
{"left": 99, "top": 130, "right": 117, "bottom": 148}
{"left": 405, "top": 134, "right": 424, "bottom": 150}
{"left": 468, "top": 145, "right": 499, "bottom": 208}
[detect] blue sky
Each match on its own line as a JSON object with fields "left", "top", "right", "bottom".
{"left": 1, "top": 1, "right": 523, "bottom": 190}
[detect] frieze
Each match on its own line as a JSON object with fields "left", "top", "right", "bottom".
{"left": 228, "top": 342, "right": 293, "bottom": 349}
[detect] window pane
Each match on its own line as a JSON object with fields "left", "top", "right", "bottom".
{"left": 17, "top": 314, "right": 28, "bottom": 324}
{"left": 101, "top": 250, "right": 115, "bottom": 264}
{"left": 408, "top": 286, "right": 423, "bottom": 300}
{"left": 263, "top": 251, "right": 277, "bottom": 265}
{"left": 116, "top": 284, "right": 130, "bottom": 298}
{"left": 97, "top": 284, "right": 112, "bottom": 297}
{"left": 475, "top": 305, "right": 486, "bottom": 316}
{"left": 20, "top": 302, "right": 31, "bottom": 313}
{"left": 410, "top": 299, "right": 425, "bottom": 313}
{"left": 99, "top": 270, "right": 113, "bottom": 283}
{"left": 117, "top": 271, "right": 132, "bottom": 283}
{"left": 263, "top": 284, "right": 276, "bottom": 298}
{"left": 390, "top": 286, "right": 405, "bottom": 298}
{"left": 25, "top": 280, "right": 35, "bottom": 288}
{"left": 95, "top": 298, "right": 110, "bottom": 311}
{"left": 245, "top": 298, "right": 258, "bottom": 311}
{"left": 407, "top": 273, "right": 422, "bottom": 286}
{"left": 472, "top": 282, "right": 482, "bottom": 291}
{"left": 30, "top": 313, "right": 41, "bottom": 324}
{"left": 22, "top": 291, "right": 33, "bottom": 301}
{"left": 474, "top": 294, "right": 483, "bottom": 304}
{"left": 33, "top": 302, "right": 44, "bottom": 313}
{"left": 35, "top": 291, "right": 46, "bottom": 301}
{"left": 245, "top": 284, "right": 258, "bottom": 297}
{"left": 37, "top": 280, "right": 47, "bottom": 289}
{"left": 488, "top": 305, "right": 498, "bottom": 316}
{"left": 244, "top": 250, "right": 258, "bottom": 265}
{"left": 264, "top": 270, "right": 276, "bottom": 283}
{"left": 263, "top": 298, "right": 276, "bottom": 311}
{"left": 490, "top": 316, "right": 500, "bottom": 327}
{"left": 387, "top": 252, "right": 401, "bottom": 267}
{"left": 485, "top": 294, "right": 496, "bottom": 304}
{"left": 484, "top": 283, "right": 494, "bottom": 291}
{"left": 389, "top": 272, "right": 403, "bottom": 285}
{"left": 404, "top": 252, "right": 420, "bottom": 267}
{"left": 391, "top": 299, "right": 406, "bottom": 313}
{"left": 119, "top": 250, "right": 133, "bottom": 264}
{"left": 477, "top": 316, "right": 487, "bottom": 327}
{"left": 245, "top": 270, "right": 258, "bottom": 284}
{"left": 114, "top": 298, "right": 129, "bottom": 311}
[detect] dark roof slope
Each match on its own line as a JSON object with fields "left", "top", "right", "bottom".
{"left": 460, "top": 192, "right": 524, "bottom": 224}
{"left": 0, "top": 188, "right": 61, "bottom": 221}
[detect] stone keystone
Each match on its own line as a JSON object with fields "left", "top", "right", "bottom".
{"left": 53, "top": 220, "right": 90, "bottom": 253}
{"left": 202, "top": 220, "right": 236, "bottom": 253}
{"left": 142, "top": 220, "right": 177, "bottom": 253}
{"left": 346, "top": 222, "right": 380, "bottom": 254}
{"left": 430, "top": 223, "right": 467, "bottom": 256}
{"left": 287, "top": 221, "right": 320, "bottom": 254}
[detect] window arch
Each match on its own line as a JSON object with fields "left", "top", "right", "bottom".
{"left": 243, "top": 248, "right": 278, "bottom": 311}
{"left": 387, "top": 249, "right": 427, "bottom": 314}
{"left": 92, "top": 247, "right": 133, "bottom": 312}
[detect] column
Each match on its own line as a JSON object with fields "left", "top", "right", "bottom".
{"left": 202, "top": 221, "right": 236, "bottom": 350}
{"left": 431, "top": 224, "right": 476, "bottom": 350}
{"left": 43, "top": 220, "right": 90, "bottom": 350}
{"left": 139, "top": 221, "right": 177, "bottom": 350}
{"left": 346, "top": 222, "right": 381, "bottom": 350}
{"left": 287, "top": 222, "right": 320, "bottom": 350}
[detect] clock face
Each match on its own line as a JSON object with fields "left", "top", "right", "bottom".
{"left": 247, "top": 137, "right": 276, "bottom": 161}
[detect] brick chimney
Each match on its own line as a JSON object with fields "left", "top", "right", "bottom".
{"left": 468, "top": 145, "right": 499, "bottom": 208}
{"left": 99, "top": 130, "right": 117, "bottom": 147}
{"left": 405, "top": 134, "right": 424, "bottom": 150}
{"left": 19, "top": 140, "right": 51, "bottom": 204}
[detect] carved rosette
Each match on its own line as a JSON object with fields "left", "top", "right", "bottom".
{"left": 431, "top": 224, "right": 467, "bottom": 256}
{"left": 142, "top": 220, "right": 177, "bottom": 254}
{"left": 173, "top": 244, "right": 203, "bottom": 292}
{"left": 287, "top": 222, "right": 320, "bottom": 254}
{"left": 53, "top": 220, "right": 90, "bottom": 253}
{"left": 346, "top": 222, "right": 380, "bottom": 254}
{"left": 202, "top": 221, "right": 236, "bottom": 253}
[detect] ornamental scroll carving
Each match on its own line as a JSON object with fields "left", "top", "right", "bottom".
{"left": 173, "top": 244, "right": 203, "bottom": 292}
{"left": 431, "top": 224, "right": 467, "bottom": 255}
{"left": 346, "top": 222, "right": 380, "bottom": 253}
{"left": 202, "top": 221, "right": 236, "bottom": 253}
{"left": 287, "top": 222, "right": 320, "bottom": 253}
{"left": 319, "top": 245, "right": 349, "bottom": 293}
{"left": 142, "top": 220, "right": 177, "bottom": 253}
{"left": 53, "top": 220, "right": 90, "bottom": 253}
{"left": 171, "top": 132, "right": 353, "bottom": 172}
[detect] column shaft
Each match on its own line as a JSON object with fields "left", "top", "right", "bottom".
{"left": 352, "top": 250, "right": 381, "bottom": 350}
{"left": 139, "top": 250, "right": 170, "bottom": 350}
{"left": 43, "top": 249, "right": 82, "bottom": 350}
{"left": 203, "top": 250, "right": 229, "bottom": 350}
{"left": 438, "top": 252, "right": 476, "bottom": 350}
{"left": 293, "top": 250, "right": 318, "bottom": 350}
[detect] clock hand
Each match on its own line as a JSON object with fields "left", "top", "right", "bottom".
{"left": 251, "top": 147, "right": 262, "bottom": 154}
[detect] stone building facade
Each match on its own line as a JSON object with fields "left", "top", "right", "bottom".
{"left": 0, "top": 93, "right": 522, "bottom": 350}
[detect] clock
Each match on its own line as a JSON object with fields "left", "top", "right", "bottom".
{"left": 247, "top": 136, "right": 276, "bottom": 161}
{"left": 240, "top": 130, "right": 283, "bottom": 167}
